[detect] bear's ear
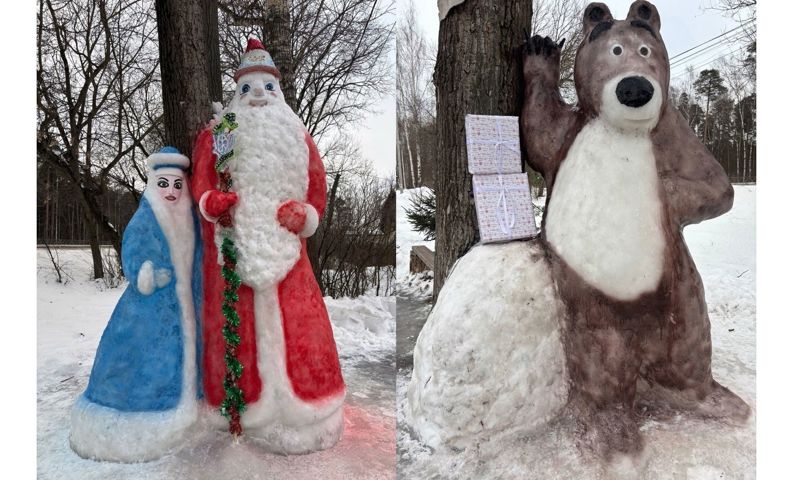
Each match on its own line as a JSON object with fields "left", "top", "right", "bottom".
{"left": 626, "top": 0, "right": 661, "bottom": 33}
{"left": 583, "top": 3, "right": 614, "bottom": 38}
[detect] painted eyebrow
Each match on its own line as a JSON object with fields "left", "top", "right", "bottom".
{"left": 630, "top": 20, "right": 657, "bottom": 39}
{"left": 589, "top": 20, "right": 614, "bottom": 43}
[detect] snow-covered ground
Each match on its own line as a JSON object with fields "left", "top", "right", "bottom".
{"left": 397, "top": 185, "right": 756, "bottom": 479}
{"left": 37, "top": 248, "right": 396, "bottom": 479}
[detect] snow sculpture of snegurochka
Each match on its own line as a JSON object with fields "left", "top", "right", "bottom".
{"left": 191, "top": 38, "right": 346, "bottom": 454}
{"left": 408, "top": 0, "right": 750, "bottom": 458}
{"left": 70, "top": 147, "right": 202, "bottom": 462}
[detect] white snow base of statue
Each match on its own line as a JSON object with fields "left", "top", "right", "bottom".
{"left": 69, "top": 395, "right": 199, "bottom": 462}
{"left": 407, "top": 240, "right": 569, "bottom": 449}
{"left": 200, "top": 285, "right": 346, "bottom": 454}
{"left": 246, "top": 406, "right": 343, "bottom": 454}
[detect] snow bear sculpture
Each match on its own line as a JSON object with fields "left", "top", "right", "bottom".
{"left": 408, "top": 0, "right": 750, "bottom": 458}
{"left": 520, "top": 0, "right": 750, "bottom": 457}
{"left": 407, "top": 241, "right": 569, "bottom": 449}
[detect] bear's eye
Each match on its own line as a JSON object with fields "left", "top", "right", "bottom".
{"left": 639, "top": 45, "right": 650, "bottom": 57}
{"left": 611, "top": 44, "right": 623, "bottom": 56}
{"left": 265, "top": 82, "right": 275, "bottom": 91}
{"left": 240, "top": 84, "right": 251, "bottom": 95}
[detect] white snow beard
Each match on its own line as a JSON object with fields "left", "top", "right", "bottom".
{"left": 222, "top": 102, "right": 310, "bottom": 290}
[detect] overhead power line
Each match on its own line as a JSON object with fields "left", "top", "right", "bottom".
{"left": 669, "top": 18, "right": 754, "bottom": 63}
{"left": 671, "top": 43, "right": 749, "bottom": 81}
{"left": 670, "top": 31, "right": 751, "bottom": 70}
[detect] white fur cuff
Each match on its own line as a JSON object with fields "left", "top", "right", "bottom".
{"left": 198, "top": 191, "right": 219, "bottom": 223}
{"left": 70, "top": 395, "right": 198, "bottom": 462}
{"left": 300, "top": 204, "right": 319, "bottom": 238}
{"left": 137, "top": 260, "right": 155, "bottom": 295}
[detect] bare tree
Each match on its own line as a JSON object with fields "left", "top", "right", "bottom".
{"left": 396, "top": 2, "right": 435, "bottom": 190}
{"left": 37, "top": 0, "right": 162, "bottom": 278}
{"left": 709, "top": 0, "right": 756, "bottom": 44}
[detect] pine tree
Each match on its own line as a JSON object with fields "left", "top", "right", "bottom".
{"left": 694, "top": 69, "right": 728, "bottom": 142}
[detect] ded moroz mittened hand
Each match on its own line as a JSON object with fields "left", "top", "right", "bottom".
{"left": 200, "top": 190, "right": 239, "bottom": 222}
{"left": 277, "top": 200, "right": 320, "bottom": 238}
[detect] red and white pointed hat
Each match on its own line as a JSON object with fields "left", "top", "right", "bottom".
{"left": 234, "top": 38, "right": 281, "bottom": 82}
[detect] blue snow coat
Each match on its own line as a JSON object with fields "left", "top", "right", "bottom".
{"left": 83, "top": 197, "right": 203, "bottom": 412}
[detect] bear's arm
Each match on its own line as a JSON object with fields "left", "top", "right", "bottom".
{"left": 520, "top": 44, "right": 577, "bottom": 183}
{"left": 304, "top": 131, "right": 327, "bottom": 218}
{"left": 653, "top": 106, "right": 734, "bottom": 227}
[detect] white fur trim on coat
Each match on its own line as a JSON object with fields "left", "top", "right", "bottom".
{"left": 198, "top": 190, "right": 219, "bottom": 223}
{"left": 69, "top": 395, "right": 198, "bottom": 462}
{"left": 299, "top": 204, "right": 319, "bottom": 238}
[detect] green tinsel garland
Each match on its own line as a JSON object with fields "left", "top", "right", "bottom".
{"left": 212, "top": 113, "right": 246, "bottom": 437}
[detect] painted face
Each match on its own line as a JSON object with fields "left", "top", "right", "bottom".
{"left": 155, "top": 173, "right": 184, "bottom": 203}
{"left": 574, "top": 1, "right": 668, "bottom": 131}
{"left": 232, "top": 71, "right": 285, "bottom": 109}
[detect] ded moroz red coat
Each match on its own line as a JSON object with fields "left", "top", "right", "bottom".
{"left": 191, "top": 123, "right": 346, "bottom": 450}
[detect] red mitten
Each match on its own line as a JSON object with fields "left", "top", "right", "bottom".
{"left": 277, "top": 200, "right": 307, "bottom": 234}
{"left": 203, "top": 190, "right": 239, "bottom": 218}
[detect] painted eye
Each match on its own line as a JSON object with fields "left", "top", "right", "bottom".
{"left": 265, "top": 82, "right": 275, "bottom": 91}
{"left": 241, "top": 84, "right": 251, "bottom": 94}
{"left": 611, "top": 44, "right": 623, "bottom": 56}
{"left": 174, "top": 180, "right": 182, "bottom": 189}
{"left": 157, "top": 179, "right": 169, "bottom": 188}
{"left": 639, "top": 45, "right": 650, "bottom": 57}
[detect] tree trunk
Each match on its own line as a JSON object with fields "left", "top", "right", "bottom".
{"left": 432, "top": 0, "right": 531, "bottom": 299}
{"left": 263, "top": 0, "right": 296, "bottom": 111}
{"left": 84, "top": 213, "right": 104, "bottom": 280}
{"left": 155, "top": 0, "right": 223, "bottom": 158}
{"left": 397, "top": 119, "right": 407, "bottom": 190}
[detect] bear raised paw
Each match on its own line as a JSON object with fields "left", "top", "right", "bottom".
{"left": 521, "top": 0, "right": 749, "bottom": 458}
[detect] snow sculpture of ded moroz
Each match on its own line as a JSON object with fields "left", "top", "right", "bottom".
{"left": 70, "top": 147, "right": 203, "bottom": 462}
{"left": 191, "top": 38, "right": 346, "bottom": 454}
{"left": 408, "top": 0, "right": 750, "bottom": 459}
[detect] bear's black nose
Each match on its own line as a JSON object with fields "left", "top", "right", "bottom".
{"left": 615, "top": 76, "right": 654, "bottom": 108}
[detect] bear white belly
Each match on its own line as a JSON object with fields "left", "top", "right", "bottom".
{"left": 545, "top": 119, "right": 665, "bottom": 301}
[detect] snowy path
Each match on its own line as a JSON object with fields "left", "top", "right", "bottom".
{"left": 395, "top": 287, "right": 433, "bottom": 372}
{"left": 37, "top": 249, "right": 396, "bottom": 480}
{"left": 396, "top": 186, "right": 756, "bottom": 480}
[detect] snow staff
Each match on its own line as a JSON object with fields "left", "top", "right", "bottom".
{"left": 69, "top": 147, "right": 202, "bottom": 462}
{"left": 191, "top": 38, "right": 346, "bottom": 454}
{"left": 521, "top": 0, "right": 750, "bottom": 457}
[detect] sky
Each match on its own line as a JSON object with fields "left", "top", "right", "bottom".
{"left": 347, "top": 0, "right": 397, "bottom": 180}
{"left": 408, "top": 0, "right": 748, "bottom": 85}
{"left": 346, "top": 91, "right": 397, "bottom": 179}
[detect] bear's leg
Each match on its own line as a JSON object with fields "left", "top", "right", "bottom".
{"left": 639, "top": 287, "right": 750, "bottom": 423}
{"left": 563, "top": 318, "right": 644, "bottom": 458}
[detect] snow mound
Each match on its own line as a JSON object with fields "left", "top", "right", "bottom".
{"left": 328, "top": 295, "right": 395, "bottom": 358}
{"left": 407, "top": 240, "right": 568, "bottom": 449}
